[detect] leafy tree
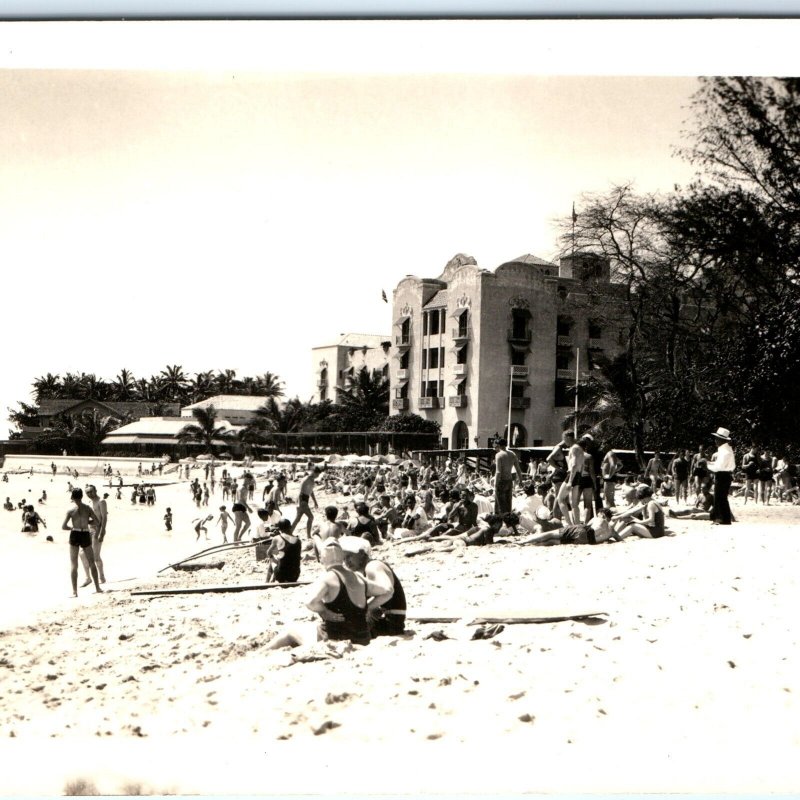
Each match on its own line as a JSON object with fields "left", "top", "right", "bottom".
{"left": 38, "top": 410, "right": 120, "bottom": 456}
{"left": 377, "top": 412, "right": 440, "bottom": 435}
{"left": 112, "top": 369, "right": 137, "bottom": 401}
{"left": 256, "top": 371, "right": 285, "bottom": 398}
{"left": 8, "top": 402, "right": 40, "bottom": 437}
{"left": 215, "top": 369, "right": 238, "bottom": 395}
{"left": 335, "top": 369, "right": 389, "bottom": 430}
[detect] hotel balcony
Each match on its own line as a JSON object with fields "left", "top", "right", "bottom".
{"left": 588, "top": 337, "right": 603, "bottom": 349}
{"left": 510, "top": 365, "right": 528, "bottom": 378}
{"left": 510, "top": 397, "right": 531, "bottom": 409}
{"left": 507, "top": 328, "right": 532, "bottom": 343}
{"left": 396, "top": 368, "right": 410, "bottom": 380}
{"left": 451, "top": 327, "right": 471, "bottom": 341}
{"left": 449, "top": 395, "right": 468, "bottom": 408}
{"left": 556, "top": 369, "right": 573, "bottom": 380}
{"left": 393, "top": 398, "right": 409, "bottom": 410}
{"left": 557, "top": 335, "right": 572, "bottom": 347}
{"left": 395, "top": 335, "right": 411, "bottom": 347}
{"left": 453, "top": 363, "right": 467, "bottom": 376}
{"left": 418, "top": 397, "right": 443, "bottom": 409}
{"left": 317, "top": 380, "right": 328, "bottom": 389}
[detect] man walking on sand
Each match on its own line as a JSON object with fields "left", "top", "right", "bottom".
{"left": 80, "top": 484, "right": 107, "bottom": 586}
{"left": 63, "top": 488, "right": 103, "bottom": 597}
{"left": 290, "top": 465, "right": 322, "bottom": 538}
{"left": 493, "top": 438, "right": 523, "bottom": 515}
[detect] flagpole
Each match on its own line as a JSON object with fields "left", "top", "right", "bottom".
{"left": 571, "top": 202, "right": 577, "bottom": 262}
{"left": 574, "top": 347, "right": 580, "bottom": 439}
{"left": 507, "top": 366, "right": 513, "bottom": 446}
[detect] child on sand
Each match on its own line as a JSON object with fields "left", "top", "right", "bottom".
{"left": 193, "top": 515, "right": 214, "bottom": 541}
{"left": 164, "top": 507, "right": 173, "bottom": 532}
{"left": 62, "top": 488, "right": 102, "bottom": 597}
{"left": 216, "top": 506, "right": 234, "bottom": 542}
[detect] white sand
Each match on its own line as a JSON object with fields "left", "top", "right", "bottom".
{"left": 1, "top": 468, "right": 799, "bottom": 794}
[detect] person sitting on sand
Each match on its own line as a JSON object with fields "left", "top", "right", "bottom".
{"left": 517, "top": 508, "right": 618, "bottom": 546}
{"left": 39, "top": 490, "right": 47, "bottom": 504}
{"left": 216, "top": 505, "right": 235, "bottom": 542}
{"left": 255, "top": 503, "right": 281, "bottom": 538}
{"left": 347, "top": 502, "right": 382, "bottom": 546}
{"left": 392, "top": 495, "right": 430, "bottom": 539}
{"left": 265, "top": 518, "right": 302, "bottom": 583}
{"left": 668, "top": 485, "right": 713, "bottom": 520}
{"left": 193, "top": 515, "right": 214, "bottom": 541}
{"left": 371, "top": 494, "right": 401, "bottom": 539}
{"left": 3, "top": 497, "right": 13, "bottom": 511}
{"left": 267, "top": 538, "right": 378, "bottom": 649}
{"left": 338, "top": 536, "right": 406, "bottom": 637}
{"left": 62, "top": 488, "right": 103, "bottom": 597}
{"left": 612, "top": 486, "right": 668, "bottom": 539}
{"left": 311, "top": 505, "right": 344, "bottom": 561}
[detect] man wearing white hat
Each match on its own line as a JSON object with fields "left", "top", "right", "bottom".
{"left": 708, "top": 427, "right": 735, "bottom": 525}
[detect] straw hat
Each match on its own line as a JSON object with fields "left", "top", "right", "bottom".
{"left": 339, "top": 535, "right": 372, "bottom": 557}
{"left": 712, "top": 427, "right": 731, "bottom": 442}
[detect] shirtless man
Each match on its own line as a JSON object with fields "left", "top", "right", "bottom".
{"left": 80, "top": 484, "right": 107, "bottom": 586}
{"left": 546, "top": 436, "right": 569, "bottom": 521}
{"left": 556, "top": 431, "right": 583, "bottom": 525}
{"left": 216, "top": 505, "right": 234, "bottom": 542}
{"left": 312, "top": 505, "right": 344, "bottom": 561}
{"left": 493, "top": 438, "right": 523, "bottom": 515}
{"left": 290, "top": 466, "right": 322, "bottom": 538}
{"left": 518, "top": 508, "right": 618, "bottom": 546}
{"left": 62, "top": 488, "right": 103, "bottom": 597}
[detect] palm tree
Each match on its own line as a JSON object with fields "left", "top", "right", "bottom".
{"left": 189, "top": 370, "right": 216, "bottom": 403}
{"left": 159, "top": 365, "right": 189, "bottom": 403}
{"left": 32, "top": 373, "right": 62, "bottom": 403}
{"left": 39, "top": 410, "right": 119, "bottom": 455}
{"left": 112, "top": 369, "right": 137, "bottom": 401}
{"left": 215, "top": 369, "right": 237, "bottom": 394}
{"left": 60, "top": 372, "right": 82, "bottom": 398}
{"left": 256, "top": 371, "right": 285, "bottom": 398}
{"left": 177, "top": 405, "right": 232, "bottom": 455}
{"left": 77, "top": 373, "right": 110, "bottom": 401}
{"left": 336, "top": 368, "right": 390, "bottom": 421}
{"left": 135, "top": 377, "right": 156, "bottom": 402}
{"left": 249, "top": 397, "right": 308, "bottom": 434}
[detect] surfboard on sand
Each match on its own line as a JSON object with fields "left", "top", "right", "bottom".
{"left": 131, "top": 581, "right": 310, "bottom": 597}
{"left": 407, "top": 609, "right": 608, "bottom": 625}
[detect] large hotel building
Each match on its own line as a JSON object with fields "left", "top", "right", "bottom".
{"left": 390, "top": 252, "right": 627, "bottom": 449}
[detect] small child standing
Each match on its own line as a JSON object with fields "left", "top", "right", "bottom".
{"left": 164, "top": 507, "right": 173, "bottom": 532}
{"left": 216, "top": 506, "right": 234, "bottom": 543}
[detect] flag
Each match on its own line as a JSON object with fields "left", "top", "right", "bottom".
{"left": 572, "top": 202, "right": 578, "bottom": 224}
{"left": 381, "top": 290, "right": 388, "bottom": 303}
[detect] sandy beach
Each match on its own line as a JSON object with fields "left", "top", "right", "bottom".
{"left": 1, "top": 466, "right": 800, "bottom": 794}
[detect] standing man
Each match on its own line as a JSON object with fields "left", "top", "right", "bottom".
{"left": 708, "top": 427, "right": 735, "bottom": 526}
{"left": 558, "top": 430, "right": 585, "bottom": 526}
{"left": 493, "top": 437, "right": 523, "bottom": 515}
{"left": 80, "top": 484, "right": 107, "bottom": 585}
{"left": 290, "top": 465, "right": 322, "bottom": 538}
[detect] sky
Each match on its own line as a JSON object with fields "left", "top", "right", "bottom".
{"left": 0, "top": 20, "right": 793, "bottom": 431}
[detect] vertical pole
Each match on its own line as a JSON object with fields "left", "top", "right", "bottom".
{"left": 507, "top": 366, "right": 513, "bottom": 445}
{"left": 574, "top": 347, "right": 580, "bottom": 439}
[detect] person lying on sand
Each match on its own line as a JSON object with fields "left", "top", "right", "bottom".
{"left": 62, "top": 488, "right": 103, "bottom": 597}
{"left": 517, "top": 508, "right": 618, "bottom": 546}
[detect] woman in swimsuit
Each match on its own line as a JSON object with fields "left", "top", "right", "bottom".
{"left": 613, "top": 486, "right": 667, "bottom": 539}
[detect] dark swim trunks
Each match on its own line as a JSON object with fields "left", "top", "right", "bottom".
{"left": 570, "top": 473, "right": 582, "bottom": 488}
{"left": 299, "top": 493, "right": 310, "bottom": 505}
{"left": 551, "top": 468, "right": 566, "bottom": 483}
{"left": 232, "top": 502, "right": 246, "bottom": 513}
{"left": 69, "top": 530, "right": 92, "bottom": 548}
{"left": 579, "top": 475, "right": 595, "bottom": 490}
{"left": 559, "top": 524, "right": 596, "bottom": 545}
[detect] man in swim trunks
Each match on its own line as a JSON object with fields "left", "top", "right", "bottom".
{"left": 493, "top": 437, "right": 523, "bottom": 514}
{"left": 518, "top": 508, "right": 617, "bottom": 546}
{"left": 290, "top": 466, "right": 322, "bottom": 538}
{"left": 555, "top": 431, "right": 583, "bottom": 526}
{"left": 62, "top": 488, "right": 103, "bottom": 597}
{"left": 80, "top": 484, "right": 108, "bottom": 586}
{"left": 231, "top": 483, "right": 252, "bottom": 541}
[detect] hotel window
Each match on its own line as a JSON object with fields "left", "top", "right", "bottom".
{"left": 588, "top": 320, "right": 603, "bottom": 339}
{"left": 439, "top": 346, "right": 445, "bottom": 367}
{"left": 511, "top": 349, "right": 526, "bottom": 366}
{"left": 429, "top": 348, "right": 439, "bottom": 369}
{"left": 421, "top": 349, "right": 428, "bottom": 369}
{"left": 511, "top": 308, "right": 530, "bottom": 339}
{"left": 429, "top": 310, "right": 440, "bottom": 335}
{"left": 557, "top": 316, "right": 572, "bottom": 336}
{"left": 399, "top": 350, "right": 409, "bottom": 368}
{"left": 555, "top": 379, "right": 571, "bottom": 407}
{"left": 456, "top": 345, "right": 468, "bottom": 365}
{"left": 556, "top": 353, "right": 571, "bottom": 371}
{"left": 423, "top": 313, "right": 428, "bottom": 336}
{"left": 511, "top": 382, "right": 526, "bottom": 399}
{"left": 457, "top": 308, "right": 469, "bottom": 337}
{"left": 426, "top": 381, "right": 440, "bottom": 398}
{"left": 439, "top": 379, "right": 444, "bottom": 397}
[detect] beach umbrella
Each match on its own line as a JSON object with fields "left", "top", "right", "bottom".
{"left": 196, "top": 453, "right": 215, "bottom": 461}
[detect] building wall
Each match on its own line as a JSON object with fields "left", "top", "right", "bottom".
{"left": 390, "top": 255, "right": 627, "bottom": 449}
{"left": 311, "top": 342, "right": 390, "bottom": 404}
